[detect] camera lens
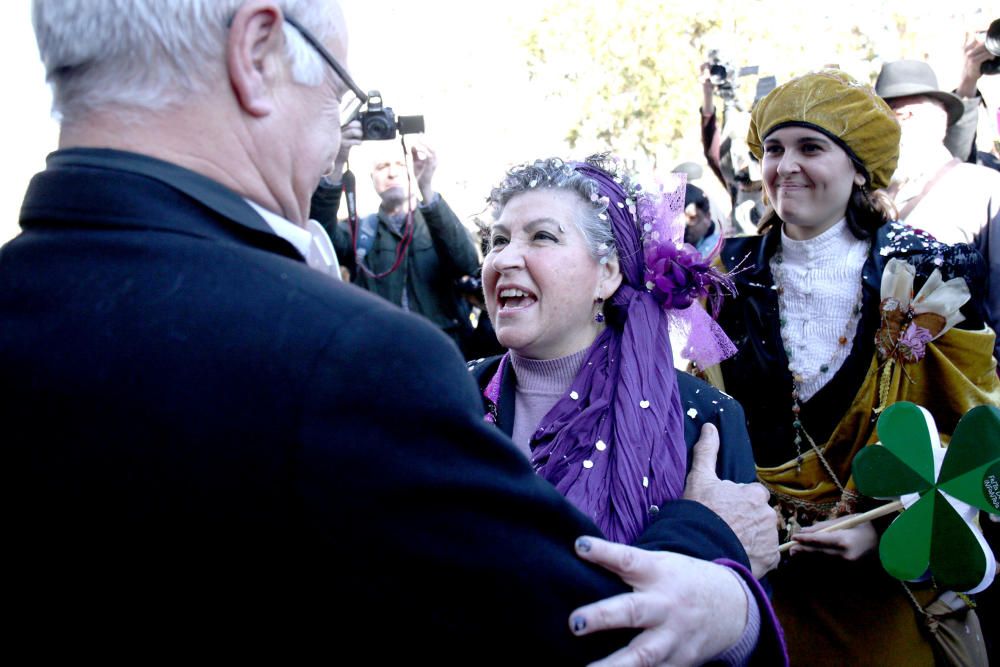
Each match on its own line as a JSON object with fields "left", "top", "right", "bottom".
{"left": 983, "top": 19, "right": 1000, "bottom": 75}
{"left": 364, "top": 117, "right": 393, "bottom": 140}
{"left": 709, "top": 63, "right": 728, "bottom": 85}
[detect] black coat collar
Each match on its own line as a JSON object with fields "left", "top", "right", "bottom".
{"left": 22, "top": 148, "right": 302, "bottom": 263}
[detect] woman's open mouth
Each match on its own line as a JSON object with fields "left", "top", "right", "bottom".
{"left": 497, "top": 287, "right": 538, "bottom": 312}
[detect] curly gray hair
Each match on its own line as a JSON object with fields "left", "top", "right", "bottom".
{"left": 486, "top": 155, "right": 618, "bottom": 262}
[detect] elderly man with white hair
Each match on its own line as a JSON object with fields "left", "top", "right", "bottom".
{"left": 2, "top": 1, "right": 786, "bottom": 664}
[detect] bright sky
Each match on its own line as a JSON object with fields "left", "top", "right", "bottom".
{"left": 2, "top": 1, "right": 997, "bottom": 244}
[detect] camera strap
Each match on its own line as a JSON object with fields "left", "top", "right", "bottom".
{"left": 345, "top": 140, "right": 416, "bottom": 279}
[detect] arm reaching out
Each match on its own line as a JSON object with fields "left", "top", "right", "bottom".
{"left": 568, "top": 536, "right": 751, "bottom": 667}
{"left": 683, "top": 423, "right": 780, "bottom": 578}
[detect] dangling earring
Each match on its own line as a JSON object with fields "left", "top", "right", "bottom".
{"left": 594, "top": 297, "right": 605, "bottom": 323}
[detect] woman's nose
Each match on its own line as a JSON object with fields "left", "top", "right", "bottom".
{"left": 490, "top": 242, "right": 525, "bottom": 271}
{"left": 776, "top": 152, "right": 800, "bottom": 176}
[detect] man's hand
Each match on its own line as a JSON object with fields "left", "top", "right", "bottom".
{"left": 569, "top": 536, "right": 749, "bottom": 667}
{"left": 682, "top": 423, "right": 779, "bottom": 579}
{"left": 411, "top": 141, "right": 437, "bottom": 203}
{"left": 325, "top": 120, "right": 362, "bottom": 182}
{"left": 788, "top": 515, "right": 878, "bottom": 561}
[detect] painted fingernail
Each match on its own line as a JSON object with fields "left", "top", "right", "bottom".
{"left": 575, "top": 537, "right": 592, "bottom": 553}
{"left": 572, "top": 615, "right": 587, "bottom": 634}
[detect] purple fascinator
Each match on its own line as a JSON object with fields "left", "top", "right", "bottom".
{"left": 638, "top": 172, "right": 737, "bottom": 368}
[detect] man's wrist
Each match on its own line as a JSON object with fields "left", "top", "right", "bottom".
{"left": 419, "top": 190, "right": 439, "bottom": 208}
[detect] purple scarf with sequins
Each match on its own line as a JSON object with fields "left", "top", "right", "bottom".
{"left": 524, "top": 163, "right": 687, "bottom": 544}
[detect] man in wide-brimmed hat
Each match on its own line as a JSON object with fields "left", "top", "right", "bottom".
{"left": 876, "top": 59, "right": 1000, "bottom": 357}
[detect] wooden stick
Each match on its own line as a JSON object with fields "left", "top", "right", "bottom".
{"left": 777, "top": 500, "right": 905, "bottom": 553}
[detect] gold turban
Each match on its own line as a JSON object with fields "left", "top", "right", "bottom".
{"left": 747, "top": 70, "right": 900, "bottom": 190}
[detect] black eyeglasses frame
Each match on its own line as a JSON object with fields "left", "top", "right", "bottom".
{"left": 283, "top": 15, "right": 367, "bottom": 105}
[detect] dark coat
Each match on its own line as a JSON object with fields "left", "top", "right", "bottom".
{"left": 3, "top": 148, "right": 785, "bottom": 663}
{"left": 311, "top": 184, "right": 480, "bottom": 339}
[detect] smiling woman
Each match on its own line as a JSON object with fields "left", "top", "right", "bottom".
{"left": 470, "top": 154, "right": 780, "bottom": 565}
{"left": 484, "top": 188, "right": 619, "bottom": 360}
{"left": 468, "top": 153, "right": 786, "bottom": 663}
{"left": 714, "top": 69, "right": 1000, "bottom": 665}
{"left": 761, "top": 126, "right": 863, "bottom": 240}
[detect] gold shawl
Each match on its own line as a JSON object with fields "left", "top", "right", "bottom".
{"left": 757, "top": 327, "right": 1000, "bottom": 510}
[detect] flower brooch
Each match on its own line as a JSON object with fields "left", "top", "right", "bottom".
{"left": 875, "top": 259, "right": 969, "bottom": 364}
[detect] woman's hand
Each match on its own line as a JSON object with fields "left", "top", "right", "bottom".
{"left": 788, "top": 514, "right": 878, "bottom": 561}
{"left": 682, "top": 423, "right": 780, "bottom": 578}
{"left": 569, "top": 536, "right": 749, "bottom": 667}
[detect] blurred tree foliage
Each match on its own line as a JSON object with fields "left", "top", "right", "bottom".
{"left": 523, "top": 0, "right": 904, "bottom": 168}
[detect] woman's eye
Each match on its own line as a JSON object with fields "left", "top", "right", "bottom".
{"left": 802, "top": 143, "right": 821, "bottom": 153}
{"left": 764, "top": 145, "right": 782, "bottom": 155}
{"left": 533, "top": 231, "right": 557, "bottom": 242}
{"left": 490, "top": 236, "right": 508, "bottom": 249}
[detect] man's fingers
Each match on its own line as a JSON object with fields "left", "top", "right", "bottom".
{"left": 584, "top": 628, "right": 676, "bottom": 667}
{"left": 688, "top": 422, "right": 721, "bottom": 478}
{"left": 575, "top": 536, "right": 655, "bottom": 585}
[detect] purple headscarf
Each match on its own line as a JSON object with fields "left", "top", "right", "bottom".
{"left": 527, "top": 163, "right": 689, "bottom": 544}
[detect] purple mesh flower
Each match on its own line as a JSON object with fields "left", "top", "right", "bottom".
{"left": 644, "top": 242, "right": 736, "bottom": 317}
{"left": 899, "top": 322, "right": 932, "bottom": 362}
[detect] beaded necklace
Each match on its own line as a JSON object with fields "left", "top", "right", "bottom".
{"left": 770, "top": 242, "right": 865, "bottom": 475}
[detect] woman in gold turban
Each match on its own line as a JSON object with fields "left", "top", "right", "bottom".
{"left": 712, "top": 70, "right": 999, "bottom": 665}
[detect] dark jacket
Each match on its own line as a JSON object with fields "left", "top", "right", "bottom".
{"left": 3, "top": 148, "right": 787, "bottom": 662}
{"left": 311, "top": 184, "right": 479, "bottom": 340}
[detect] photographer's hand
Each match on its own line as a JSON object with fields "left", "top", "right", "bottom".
{"left": 411, "top": 141, "right": 437, "bottom": 204}
{"left": 325, "top": 120, "right": 362, "bottom": 182}
{"left": 957, "top": 31, "right": 990, "bottom": 98}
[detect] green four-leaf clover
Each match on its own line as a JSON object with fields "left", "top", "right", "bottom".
{"left": 852, "top": 402, "right": 1000, "bottom": 593}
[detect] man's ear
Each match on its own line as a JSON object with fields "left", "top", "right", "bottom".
{"left": 226, "top": 2, "right": 284, "bottom": 117}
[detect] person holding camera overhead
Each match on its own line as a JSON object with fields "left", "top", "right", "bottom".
{"left": 699, "top": 52, "right": 769, "bottom": 235}
{"left": 311, "top": 118, "right": 480, "bottom": 351}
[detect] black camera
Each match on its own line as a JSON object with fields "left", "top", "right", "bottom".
{"left": 983, "top": 18, "right": 1000, "bottom": 75}
{"left": 359, "top": 90, "right": 425, "bottom": 141}
{"left": 707, "top": 50, "right": 735, "bottom": 89}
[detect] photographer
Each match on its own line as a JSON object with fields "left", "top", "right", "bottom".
{"left": 311, "top": 121, "right": 480, "bottom": 350}
{"left": 946, "top": 24, "right": 999, "bottom": 164}
{"left": 699, "top": 56, "right": 766, "bottom": 235}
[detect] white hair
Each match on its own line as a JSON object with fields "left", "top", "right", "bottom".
{"left": 32, "top": 0, "right": 334, "bottom": 122}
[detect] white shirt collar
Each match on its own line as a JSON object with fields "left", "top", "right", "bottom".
{"left": 244, "top": 200, "right": 341, "bottom": 280}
